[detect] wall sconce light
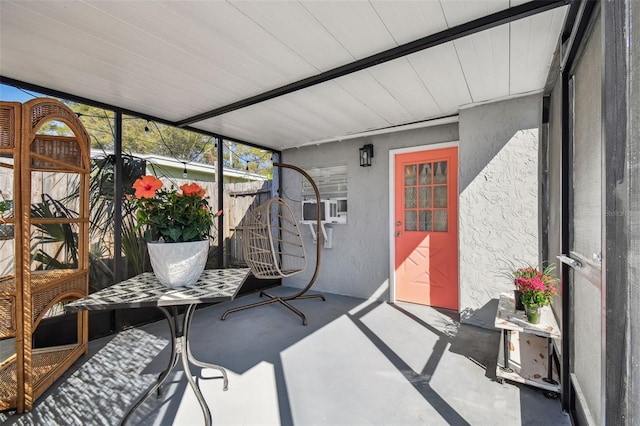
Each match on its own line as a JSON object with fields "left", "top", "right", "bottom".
{"left": 359, "top": 144, "right": 374, "bottom": 167}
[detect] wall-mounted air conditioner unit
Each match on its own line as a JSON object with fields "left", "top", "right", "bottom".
{"left": 300, "top": 199, "right": 339, "bottom": 245}
{"left": 301, "top": 199, "right": 339, "bottom": 224}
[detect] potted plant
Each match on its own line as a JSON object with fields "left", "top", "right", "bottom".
{"left": 511, "top": 266, "right": 538, "bottom": 310}
{"left": 513, "top": 264, "right": 558, "bottom": 324}
{"left": 130, "top": 175, "right": 222, "bottom": 287}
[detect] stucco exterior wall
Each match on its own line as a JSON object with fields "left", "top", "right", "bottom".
{"left": 281, "top": 124, "right": 458, "bottom": 301}
{"left": 279, "top": 95, "right": 540, "bottom": 326}
{"left": 458, "top": 95, "right": 541, "bottom": 327}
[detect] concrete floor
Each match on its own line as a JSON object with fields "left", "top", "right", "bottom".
{"left": 2, "top": 287, "right": 571, "bottom": 425}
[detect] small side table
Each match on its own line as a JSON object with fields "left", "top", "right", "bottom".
{"left": 66, "top": 268, "right": 250, "bottom": 426}
{"left": 494, "top": 293, "right": 561, "bottom": 396}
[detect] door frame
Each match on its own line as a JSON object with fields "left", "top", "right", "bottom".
{"left": 388, "top": 141, "right": 459, "bottom": 304}
{"left": 565, "top": 26, "right": 605, "bottom": 423}
{"left": 558, "top": 2, "right": 603, "bottom": 422}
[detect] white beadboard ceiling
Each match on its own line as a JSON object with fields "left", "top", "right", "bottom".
{"left": 0, "top": 0, "right": 567, "bottom": 151}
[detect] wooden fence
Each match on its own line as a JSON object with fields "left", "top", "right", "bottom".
{"left": 152, "top": 178, "right": 273, "bottom": 265}
{"left": 222, "top": 180, "right": 273, "bottom": 265}
{"left": 0, "top": 174, "right": 273, "bottom": 276}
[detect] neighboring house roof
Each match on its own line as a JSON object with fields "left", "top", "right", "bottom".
{"left": 90, "top": 150, "right": 267, "bottom": 182}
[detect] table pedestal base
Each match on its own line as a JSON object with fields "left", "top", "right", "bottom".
{"left": 121, "top": 304, "right": 227, "bottom": 426}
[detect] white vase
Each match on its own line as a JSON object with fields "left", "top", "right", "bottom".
{"left": 147, "top": 240, "right": 209, "bottom": 288}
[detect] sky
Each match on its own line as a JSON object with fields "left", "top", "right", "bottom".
{"left": 0, "top": 84, "right": 43, "bottom": 102}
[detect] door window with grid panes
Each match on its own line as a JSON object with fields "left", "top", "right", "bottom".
{"left": 403, "top": 161, "right": 448, "bottom": 232}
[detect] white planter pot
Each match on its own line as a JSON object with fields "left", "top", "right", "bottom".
{"left": 147, "top": 240, "right": 209, "bottom": 288}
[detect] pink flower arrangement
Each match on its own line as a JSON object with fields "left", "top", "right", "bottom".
{"left": 514, "top": 265, "right": 558, "bottom": 307}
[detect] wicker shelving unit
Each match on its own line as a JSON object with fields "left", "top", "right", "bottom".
{"left": 0, "top": 99, "right": 89, "bottom": 412}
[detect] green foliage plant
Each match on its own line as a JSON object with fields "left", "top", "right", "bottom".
{"left": 130, "top": 175, "right": 222, "bottom": 243}
{"left": 0, "top": 189, "right": 11, "bottom": 219}
{"left": 30, "top": 194, "right": 79, "bottom": 270}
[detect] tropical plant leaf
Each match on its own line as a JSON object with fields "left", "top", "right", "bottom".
{"left": 30, "top": 194, "right": 79, "bottom": 268}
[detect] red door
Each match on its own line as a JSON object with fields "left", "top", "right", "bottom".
{"left": 394, "top": 147, "right": 458, "bottom": 310}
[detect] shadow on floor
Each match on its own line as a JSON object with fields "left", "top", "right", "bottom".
{"left": 3, "top": 287, "right": 570, "bottom": 425}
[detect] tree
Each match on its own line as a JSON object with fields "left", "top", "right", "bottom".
{"left": 56, "top": 100, "right": 273, "bottom": 176}
{"left": 143, "top": 121, "right": 216, "bottom": 163}
{"left": 223, "top": 140, "right": 272, "bottom": 176}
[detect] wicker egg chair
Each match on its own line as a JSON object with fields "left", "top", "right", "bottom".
{"left": 221, "top": 163, "right": 325, "bottom": 325}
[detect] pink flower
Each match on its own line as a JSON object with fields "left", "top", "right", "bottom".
{"left": 514, "top": 266, "right": 559, "bottom": 307}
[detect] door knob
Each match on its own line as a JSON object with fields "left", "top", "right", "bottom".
{"left": 396, "top": 232, "right": 402, "bottom": 237}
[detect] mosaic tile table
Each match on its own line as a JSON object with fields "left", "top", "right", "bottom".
{"left": 66, "top": 268, "right": 250, "bottom": 426}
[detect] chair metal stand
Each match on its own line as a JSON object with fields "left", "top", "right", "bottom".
{"left": 221, "top": 287, "right": 326, "bottom": 326}
{"left": 221, "top": 163, "right": 325, "bottom": 325}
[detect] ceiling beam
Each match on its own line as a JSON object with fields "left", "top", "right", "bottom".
{"left": 177, "top": 0, "right": 570, "bottom": 127}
